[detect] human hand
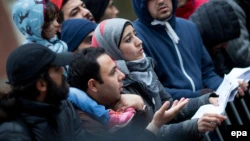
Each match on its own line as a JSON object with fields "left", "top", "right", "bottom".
{"left": 236, "top": 81, "right": 248, "bottom": 97}
{"left": 209, "top": 97, "right": 219, "bottom": 106}
{"left": 198, "top": 113, "right": 227, "bottom": 133}
{"left": 112, "top": 94, "right": 144, "bottom": 111}
{"left": 151, "top": 98, "right": 189, "bottom": 128}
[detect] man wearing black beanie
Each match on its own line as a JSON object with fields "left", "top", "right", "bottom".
{"left": 83, "top": 0, "right": 119, "bottom": 23}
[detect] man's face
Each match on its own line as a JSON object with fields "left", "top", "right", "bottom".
{"left": 147, "top": 0, "right": 173, "bottom": 21}
{"left": 93, "top": 54, "right": 125, "bottom": 106}
{"left": 61, "top": 0, "right": 95, "bottom": 22}
{"left": 101, "top": 0, "right": 119, "bottom": 21}
{"left": 76, "top": 32, "right": 94, "bottom": 52}
{"left": 44, "top": 66, "right": 69, "bottom": 105}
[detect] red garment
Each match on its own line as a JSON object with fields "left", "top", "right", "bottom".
{"left": 176, "top": 0, "right": 209, "bottom": 19}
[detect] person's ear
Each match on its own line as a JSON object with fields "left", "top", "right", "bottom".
{"left": 36, "top": 79, "right": 47, "bottom": 92}
{"left": 88, "top": 79, "right": 98, "bottom": 92}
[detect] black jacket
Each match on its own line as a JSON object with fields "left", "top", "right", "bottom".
{"left": 236, "top": 0, "right": 250, "bottom": 38}
{"left": 189, "top": 0, "right": 240, "bottom": 76}
{"left": 0, "top": 97, "right": 157, "bottom": 141}
{"left": 0, "top": 119, "right": 32, "bottom": 141}
{"left": 0, "top": 98, "right": 86, "bottom": 141}
{"left": 189, "top": 0, "right": 240, "bottom": 49}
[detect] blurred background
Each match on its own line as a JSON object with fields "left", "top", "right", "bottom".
{"left": 0, "top": 0, "right": 136, "bottom": 88}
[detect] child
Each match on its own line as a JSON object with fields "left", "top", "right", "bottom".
{"left": 12, "top": 0, "right": 67, "bottom": 53}
{"left": 12, "top": 0, "right": 135, "bottom": 132}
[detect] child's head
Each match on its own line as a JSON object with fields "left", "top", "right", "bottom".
{"left": 42, "top": 1, "right": 60, "bottom": 40}
{"left": 12, "top": 0, "right": 60, "bottom": 40}
{"left": 92, "top": 18, "right": 144, "bottom": 61}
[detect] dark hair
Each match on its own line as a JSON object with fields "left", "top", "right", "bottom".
{"left": 0, "top": 92, "right": 18, "bottom": 123}
{"left": 118, "top": 22, "right": 133, "bottom": 48}
{"left": 68, "top": 47, "right": 105, "bottom": 91}
{"left": 10, "top": 68, "right": 50, "bottom": 101}
{"left": 57, "top": 0, "right": 69, "bottom": 24}
{"left": 42, "top": 1, "right": 59, "bottom": 39}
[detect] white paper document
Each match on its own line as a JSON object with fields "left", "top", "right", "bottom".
{"left": 192, "top": 75, "right": 232, "bottom": 119}
{"left": 227, "top": 67, "right": 250, "bottom": 81}
{"left": 216, "top": 75, "right": 233, "bottom": 112}
{"left": 191, "top": 104, "right": 220, "bottom": 119}
{"left": 192, "top": 67, "right": 250, "bottom": 119}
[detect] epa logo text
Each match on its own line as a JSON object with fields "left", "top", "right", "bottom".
{"left": 231, "top": 131, "right": 247, "bottom": 138}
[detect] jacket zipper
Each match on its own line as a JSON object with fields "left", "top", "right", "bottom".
{"left": 166, "top": 29, "right": 196, "bottom": 92}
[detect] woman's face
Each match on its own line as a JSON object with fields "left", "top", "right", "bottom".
{"left": 119, "top": 25, "right": 144, "bottom": 61}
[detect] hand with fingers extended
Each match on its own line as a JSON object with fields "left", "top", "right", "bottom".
{"left": 236, "top": 81, "right": 249, "bottom": 97}
{"left": 151, "top": 98, "right": 189, "bottom": 128}
{"left": 198, "top": 113, "right": 227, "bottom": 133}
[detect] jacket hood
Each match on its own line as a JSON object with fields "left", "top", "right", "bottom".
{"left": 12, "top": 0, "right": 44, "bottom": 39}
{"left": 132, "top": 0, "right": 178, "bottom": 27}
{"left": 189, "top": 0, "right": 240, "bottom": 48}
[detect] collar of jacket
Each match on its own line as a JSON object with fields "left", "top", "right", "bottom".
{"left": 18, "top": 97, "right": 61, "bottom": 117}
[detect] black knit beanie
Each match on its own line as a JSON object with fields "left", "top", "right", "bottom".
{"left": 83, "top": 0, "right": 110, "bottom": 23}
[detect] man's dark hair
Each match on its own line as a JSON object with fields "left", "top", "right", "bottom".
{"left": 68, "top": 47, "right": 105, "bottom": 91}
{"left": 10, "top": 67, "right": 50, "bottom": 101}
{"left": 9, "top": 65, "right": 68, "bottom": 105}
{"left": 0, "top": 68, "right": 50, "bottom": 123}
{"left": 42, "top": 1, "right": 59, "bottom": 39}
{"left": 0, "top": 93, "right": 17, "bottom": 123}
{"left": 57, "top": 0, "right": 69, "bottom": 24}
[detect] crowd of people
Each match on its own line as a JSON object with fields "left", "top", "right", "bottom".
{"left": 0, "top": 0, "right": 249, "bottom": 141}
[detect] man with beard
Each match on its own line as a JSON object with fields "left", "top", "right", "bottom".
{"left": 0, "top": 43, "right": 86, "bottom": 141}
{"left": 56, "top": 0, "right": 95, "bottom": 24}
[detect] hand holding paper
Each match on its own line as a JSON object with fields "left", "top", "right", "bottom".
{"left": 197, "top": 113, "right": 227, "bottom": 133}
{"left": 192, "top": 67, "right": 250, "bottom": 119}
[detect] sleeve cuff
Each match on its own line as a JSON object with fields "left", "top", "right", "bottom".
{"left": 146, "top": 122, "right": 160, "bottom": 136}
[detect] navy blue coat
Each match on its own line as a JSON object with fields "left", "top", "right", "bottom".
{"left": 132, "top": 0, "right": 223, "bottom": 99}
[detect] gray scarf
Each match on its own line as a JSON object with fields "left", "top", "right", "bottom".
{"left": 116, "top": 56, "right": 160, "bottom": 98}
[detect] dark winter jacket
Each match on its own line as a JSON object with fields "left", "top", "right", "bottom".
{"left": 189, "top": 0, "right": 240, "bottom": 76}
{"left": 189, "top": 0, "right": 240, "bottom": 50}
{"left": 0, "top": 98, "right": 86, "bottom": 141}
{"left": 235, "top": 0, "right": 250, "bottom": 37}
{"left": 132, "top": 0, "right": 222, "bottom": 100}
{"left": 77, "top": 109, "right": 157, "bottom": 141}
{"left": 0, "top": 119, "right": 32, "bottom": 141}
{"left": 225, "top": 0, "right": 250, "bottom": 67}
